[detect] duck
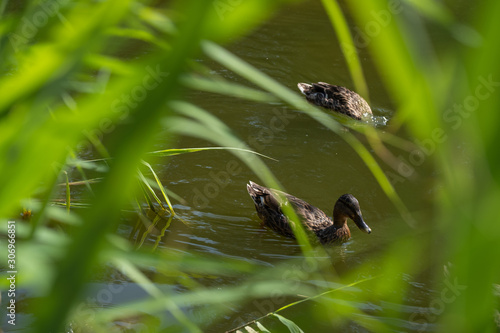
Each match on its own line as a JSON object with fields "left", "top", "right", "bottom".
{"left": 297, "top": 82, "right": 372, "bottom": 120}
{"left": 246, "top": 181, "right": 371, "bottom": 244}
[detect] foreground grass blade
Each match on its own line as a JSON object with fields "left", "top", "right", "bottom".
{"left": 141, "top": 160, "right": 175, "bottom": 215}
{"left": 182, "top": 75, "right": 278, "bottom": 103}
{"left": 148, "top": 146, "right": 277, "bottom": 161}
{"left": 320, "top": 0, "right": 369, "bottom": 100}
{"left": 255, "top": 321, "right": 271, "bottom": 332}
{"left": 64, "top": 171, "right": 71, "bottom": 214}
{"left": 273, "top": 314, "right": 304, "bottom": 333}
{"left": 137, "top": 170, "right": 166, "bottom": 211}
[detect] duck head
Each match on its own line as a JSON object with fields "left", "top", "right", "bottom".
{"left": 297, "top": 83, "right": 318, "bottom": 100}
{"left": 333, "top": 194, "right": 371, "bottom": 234}
{"left": 297, "top": 83, "right": 313, "bottom": 94}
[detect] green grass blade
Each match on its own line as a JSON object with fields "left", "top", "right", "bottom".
{"left": 136, "top": 214, "right": 160, "bottom": 249}
{"left": 256, "top": 321, "right": 271, "bottom": 332}
{"left": 137, "top": 170, "right": 165, "bottom": 211}
{"left": 64, "top": 171, "right": 70, "bottom": 214}
{"left": 153, "top": 215, "right": 173, "bottom": 251}
{"left": 272, "top": 314, "right": 304, "bottom": 333}
{"left": 181, "top": 74, "right": 278, "bottom": 103}
{"left": 343, "top": 133, "right": 414, "bottom": 227}
{"left": 106, "top": 27, "right": 170, "bottom": 50}
{"left": 320, "top": 0, "right": 369, "bottom": 100}
{"left": 141, "top": 160, "right": 175, "bottom": 215}
{"left": 68, "top": 150, "right": 95, "bottom": 195}
{"left": 148, "top": 147, "right": 277, "bottom": 161}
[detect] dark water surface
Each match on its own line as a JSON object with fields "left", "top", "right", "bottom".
{"left": 94, "top": 1, "right": 437, "bottom": 332}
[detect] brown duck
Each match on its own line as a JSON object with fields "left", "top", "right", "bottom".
{"left": 247, "top": 181, "right": 371, "bottom": 244}
{"left": 297, "top": 82, "right": 372, "bottom": 120}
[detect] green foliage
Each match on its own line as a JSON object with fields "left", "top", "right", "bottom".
{"left": 0, "top": 0, "right": 498, "bottom": 332}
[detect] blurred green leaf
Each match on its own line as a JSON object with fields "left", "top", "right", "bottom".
{"left": 320, "top": 0, "right": 369, "bottom": 100}
{"left": 256, "top": 321, "right": 271, "bottom": 332}
{"left": 273, "top": 314, "right": 304, "bottom": 333}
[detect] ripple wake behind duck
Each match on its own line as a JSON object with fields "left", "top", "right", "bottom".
{"left": 246, "top": 181, "right": 371, "bottom": 244}
{"left": 298, "top": 82, "right": 372, "bottom": 120}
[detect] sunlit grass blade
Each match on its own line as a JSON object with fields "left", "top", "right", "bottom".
{"left": 134, "top": 3, "right": 177, "bottom": 35}
{"left": 85, "top": 132, "right": 110, "bottom": 159}
{"left": 136, "top": 213, "right": 161, "bottom": 249}
{"left": 320, "top": 0, "right": 369, "bottom": 100}
{"left": 404, "top": 0, "right": 454, "bottom": 24}
{"left": 106, "top": 27, "right": 170, "bottom": 50}
{"left": 273, "top": 314, "right": 304, "bottom": 333}
{"left": 343, "top": 132, "right": 414, "bottom": 226}
{"left": 153, "top": 215, "right": 173, "bottom": 251}
{"left": 137, "top": 170, "right": 166, "bottom": 212}
{"left": 148, "top": 146, "right": 277, "bottom": 161}
{"left": 138, "top": 181, "right": 155, "bottom": 212}
{"left": 85, "top": 54, "right": 135, "bottom": 75}
{"left": 68, "top": 151, "right": 96, "bottom": 195}
{"left": 141, "top": 160, "right": 175, "bottom": 215}
{"left": 343, "top": 0, "right": 439, "bottom": 137}
{"left": 316, "top": 0, "right": 418, "bottom": 185}
{"left": 59, "top": 178, "right": 103, "bottom": 187}
{"left": 64, "top": 171, "right": 71, "bottom": 213}
{"left": 256, "top": 321, "right": 271, "bottom": 333}
{"left": 181, "top": 74, "right": 278, "bottom": 103}
{"left": 129, "top": 209, "right": 145, "bottom": 243}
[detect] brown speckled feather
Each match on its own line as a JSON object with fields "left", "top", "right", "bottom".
{"left": 298, "top": 82, "right": 372, "bottom": 120}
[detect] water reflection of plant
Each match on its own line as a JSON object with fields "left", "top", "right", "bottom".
{"left": 0, "top": 0, "right": 498, "bottom": 332}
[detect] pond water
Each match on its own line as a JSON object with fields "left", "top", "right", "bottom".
{"left": 87, "top": 1, "right": 439, "bottom": 332}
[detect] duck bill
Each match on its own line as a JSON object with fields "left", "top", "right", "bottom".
{"left": 354, "top": 215, "right": 371, "bottom": 234}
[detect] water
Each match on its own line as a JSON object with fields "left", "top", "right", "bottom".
{"left": 6, "top": 1, "right": 440, "bottom": 332}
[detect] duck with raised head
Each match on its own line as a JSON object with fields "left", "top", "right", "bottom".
{"left": 246, "top": 181, "right": 371, "bottom": 244}
{"left": 297, "top": 82, "right": 372, "bottom": 120}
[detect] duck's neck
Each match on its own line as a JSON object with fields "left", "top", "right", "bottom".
{"left": 319, "top": 223, "right": 350, "bottom": 244}
{"left": 318, "top": 216, "right": 351, "bottom": 244}
{"left": 333, "top": 209, "right": 348, "bottom": 228}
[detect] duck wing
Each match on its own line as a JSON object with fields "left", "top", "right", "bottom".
{"left": 247, "top": 181, "right": 332, "bottom": 238}
{"left": 299, "top": 82, "right": 372, "bottom": 120}
{"left": 313, "top": 83, "right": 356, "bottom": 114}
{"left": 283, "top": 192, "right": 334, "bottom": 233}
{"left": 247, "top": 182, "right": 295, "bottom": 238}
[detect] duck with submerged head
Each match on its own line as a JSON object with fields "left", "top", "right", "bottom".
{"left": 297, "top": 82, "right": 372, "bottom": 120}
{"left": 246, "top": 181, "right": 371, "bottom": 244}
